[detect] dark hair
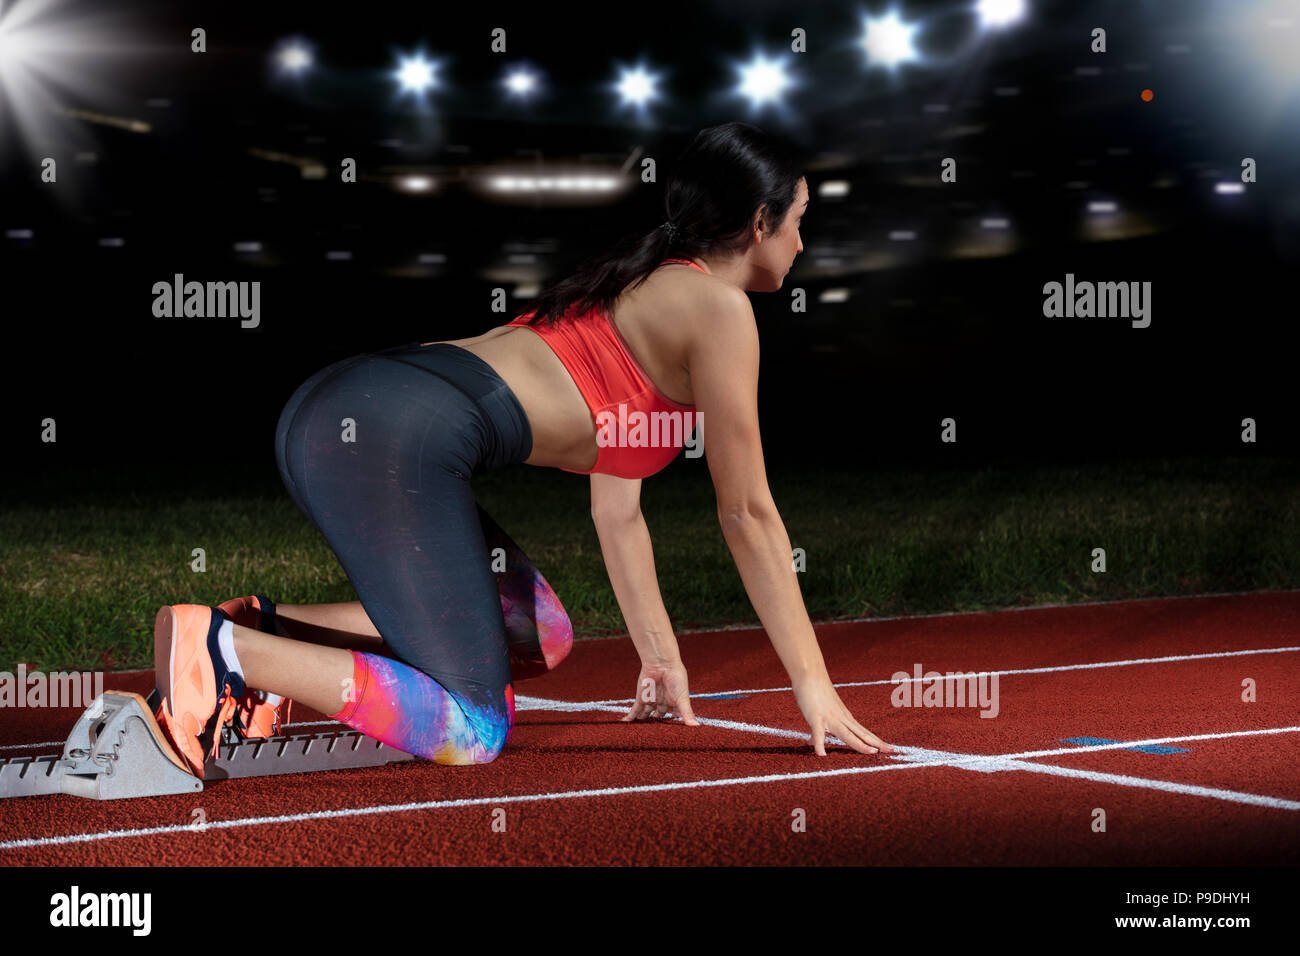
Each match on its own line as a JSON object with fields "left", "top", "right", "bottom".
{"left": 517, "top": 122, "right": 804, "bottom": 327}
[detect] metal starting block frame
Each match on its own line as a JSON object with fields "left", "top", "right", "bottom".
{"left": 0, "top": 691, "right": 416, "bottom": 801}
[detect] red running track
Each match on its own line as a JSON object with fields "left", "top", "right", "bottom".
{"left": 1, "top": 591, "right": 1297, "bottom": 865}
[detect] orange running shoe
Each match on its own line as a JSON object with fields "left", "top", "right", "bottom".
{"left": 153, "top": 604, "right": 244, "bottom": 778}
{"left": 217, "top": 594, "right": 294, "bottom": 738}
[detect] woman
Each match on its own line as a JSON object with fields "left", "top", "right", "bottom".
{"left": 152, "top": 122, "right": 897, "bottom": 779}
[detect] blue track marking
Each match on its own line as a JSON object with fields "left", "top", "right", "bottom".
{"left": 1061, "top": 736, "right": 1189, "bottom": 755}
{"left": 694, "top": 693, "right": 750, "bottom": 701}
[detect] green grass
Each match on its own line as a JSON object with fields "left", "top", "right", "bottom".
{"left": 2, "top": 455, "right": 1297, "bottom": 672}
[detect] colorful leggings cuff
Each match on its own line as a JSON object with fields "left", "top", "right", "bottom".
{"left": 330, "top": 651, "right": 513, "bottom": 765}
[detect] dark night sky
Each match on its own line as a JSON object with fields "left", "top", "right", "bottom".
{"left": 3, "top": 0, "right": 1298, "bottom": 472}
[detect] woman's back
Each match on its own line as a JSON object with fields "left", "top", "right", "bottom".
{"left": 434, "top": 259, "right": 722, "bottom": 474}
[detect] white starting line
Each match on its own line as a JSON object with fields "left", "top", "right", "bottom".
{"left": 3, "top": 638, "right": 1299, "bottom": 851}
{"left": 1, "top": 689, "right": 1297, "bottom": 852}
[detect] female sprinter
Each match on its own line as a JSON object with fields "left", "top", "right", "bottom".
{"left": 152, "top": 121, "right": 898, "bottom": 779}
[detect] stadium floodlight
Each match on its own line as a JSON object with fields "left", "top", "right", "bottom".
{"left": 483, "top": 169, "right": 623, "bottom": 196}
{"left": 1251, "top": 0, "right": 1300, "bottom": 83}
{"left": 0, "top": 1, "right": 31, "bottom": 71}
{"left": 976, "top": 0, "right": 1027, "bottom": 30}
{"left": 0, "top": 0, "right": 135, "bottom": 156}
{"left": 612, "top": 63, "right": 662, "bottom": 110}
{"left": 393, "top": 51, "right": 438, "bottom": 95}
{"left": 858, "top": 10, "right": 922, "bottom": 69}
{"left": 274, "top": 37, "right": 313, "bottom": 74}
{"left": 504, "top": 66, "right": 539, "bottom": 98}
{"left": 734, "top": 52, "right": 793, "bottom": 109}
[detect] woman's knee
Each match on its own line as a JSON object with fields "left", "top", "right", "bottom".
{"left": 343, "top": 652, "right": 515, "bottom": 766}
{"left": 437, "top": 685, "right": 513, "bottom": 765}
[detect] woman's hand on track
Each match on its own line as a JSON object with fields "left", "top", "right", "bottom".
{"left": 621, "top": 659, "right": 700, "bottom": 725}
{"left": 793, "top": 675, "right": 898, "bottom": 756}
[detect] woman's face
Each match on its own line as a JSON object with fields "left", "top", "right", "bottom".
{"left": 748, "top": 176, "right": 808, "bottom": 292}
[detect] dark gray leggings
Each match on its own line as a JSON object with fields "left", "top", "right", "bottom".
{"left": 274, "top": 342, "right": 554, "bottom": 755}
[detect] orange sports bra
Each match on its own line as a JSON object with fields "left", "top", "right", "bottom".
{"left": 506, "top": 258, "right": 704, "bottom": 479}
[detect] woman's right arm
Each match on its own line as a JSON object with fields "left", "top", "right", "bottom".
{"left": 688, "top": 286, "right": 895, "bottom": 756}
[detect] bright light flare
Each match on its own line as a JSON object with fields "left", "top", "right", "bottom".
{"left": 613, "top": 64, "right": 662, "bottom": 109}
{"left": 1251, "top": 2, "right": 1300, "bottom": 83}
{"left": 504, "top": 66, "right": 539, "bottom": 97}
{"left": 858, "top": 10, "right": 922, "bottom": 69}
{"left": 393, "top": 52, "right": 438, "bottom": 95}
{"left": 0, "top": 0, "right": 137, "bottom": 158}
{"left": 487, "top": 173, "right": 619, "bottom": 193}
{"left": 274, "top": 38, "right": 313, "bottom": 74}
{"left": 976, "top": 0, "right": 1027, "bottom": 29}
{"left": 735, "top": 53, "right": 792, "bottom": 108}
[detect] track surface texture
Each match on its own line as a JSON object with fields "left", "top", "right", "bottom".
{"left": 2, "top": 591, "right": 1297, "bottom": 865}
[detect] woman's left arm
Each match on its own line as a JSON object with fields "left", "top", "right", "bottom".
{"left": 589, "top": 473, "right": 681, "bottom": 668}
{"left": 590, "top": 473, "right": 699, "bottom": 723}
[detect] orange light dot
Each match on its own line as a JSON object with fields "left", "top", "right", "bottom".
{"left": 1141, "top": 89, "right": 1154, "bottom": 102}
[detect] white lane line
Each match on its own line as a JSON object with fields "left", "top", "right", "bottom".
{"left": 960, "top": 726, "right": 1300, "bottom": 762}
{"left": 675, "top": 587, "right": 1300, "bottom": 635}
{"left": 3, "top": 715, "right": 1296, "bottom": 851}
{"left": 516, "top": 696, "right": 817, "bottom": 742}
{"left": 521, "top": 694, "right": 1300, "bottom": 769}
{"left": 889, "top": 744, "right": 1300, "bottom": 809}
{"left": 517, "top": 694, "right": 1300, "bottom": 807}
{"left": 982, "top": 760, "right": 1300, "bottom": 810}
{"left": 566, "top": 645, "right": 1300, "bottom": 705}
{"left": 0, "top": 762, "right": 920, "bottom": 851}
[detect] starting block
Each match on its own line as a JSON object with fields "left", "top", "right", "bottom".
{"left": 0, "top": 691, "right": 416, "bottom": 801}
